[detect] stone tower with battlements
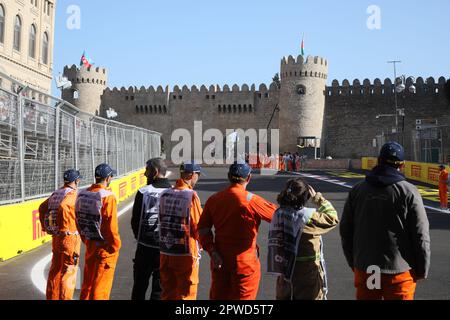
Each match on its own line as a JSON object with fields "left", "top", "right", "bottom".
{"left": 278, "top": 55, "right": 328, "bottom": 154}
{"left": 62, "top": 65, "right": 108, "bottom": 116}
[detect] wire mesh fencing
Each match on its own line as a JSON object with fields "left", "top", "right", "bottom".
{"left": 411, "top": 126, "right": 450, "bottom": 164}
{"left": 0, "top": 71, "right": 162, "bottom": 204}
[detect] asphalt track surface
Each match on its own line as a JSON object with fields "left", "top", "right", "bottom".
{"left": 0, "top": 167, "right": 449, "bottom": 300}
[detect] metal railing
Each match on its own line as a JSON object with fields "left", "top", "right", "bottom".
{"left": 411, "top": 125, "right": 450, "bottom": 164}
{"left": 0, "top": 70, "right": 162, "bottom": 205}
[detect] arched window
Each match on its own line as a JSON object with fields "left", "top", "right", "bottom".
{"left": 218, "top": 105, "right": 221, "bottom": 113}
{"left": 73, "top": 90, "right": 79, "bottom": 99}
{"left": 13, "top": 15, "right": 22, "bottom": 51}
{"left": 29, "top": 24, "right": 36, "bottom": 58}
{"left": 42, "top": 32, "right": 49, "bottom": 64}
{"left": 163, "top": 105, "right": 167, "bottom": 113}
{"left": 0, "top": 5, "right": 5, "bottom": 44}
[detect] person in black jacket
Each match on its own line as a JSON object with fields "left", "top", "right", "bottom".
{"left": 131, "top": 158, "right": 172, "bottom": 300}
{"left": 340, "top": 142, "right": 431, "bottom": 300}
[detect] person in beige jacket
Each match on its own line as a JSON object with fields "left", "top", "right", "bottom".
{"left": 268, "top": 178, "right": 339, "bottom": 300}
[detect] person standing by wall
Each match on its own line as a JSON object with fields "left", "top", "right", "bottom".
{"left": 198, "top": 162, "right": 277, "bottom": 300}
{"left": 340, "top": 142, "right": 431, "bottom": 300}
{"left": 159, "top": 162, "right": 203, "bottom": 300}
{"left": 268, "top": 178, "right": 339, "bottom": 300}
{"left": 438, "top": 164, "right": 449, "bottom": 210}
{"left": 39, "top": 169, "right": 82, "bottom": 300}
{"left": 76, "top": 164, "right": 121, "bottom": 300}
{"left": 131, "top": 158, "right": 172, "bottom": 300}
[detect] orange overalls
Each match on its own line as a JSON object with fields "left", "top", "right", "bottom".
{"left": 159, "top": 180, "right": 203, "bottom": 300}
{"left": 279, "top": 156, "right": 285, "bottom": 171}
{"left": 39, "top": 186, "right": 81, "bottom": 300}
{"left": 76, "top": 184, "right": 121, "bottom": 300}
{"left": 354, "top": 269, "right": 417, "bottom": 300}
{"left": 199, "top": 184, "right": 277, "bottom": 300}
{"left": 439, "top": 169, "right": 448, "bottom": 209}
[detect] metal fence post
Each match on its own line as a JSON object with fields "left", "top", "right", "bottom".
{"left": 131, "top": 129, "right": 135, "bottom": 171}
{"left": 54, "top": 103, "right": 62, "bottom": 190}
{"left": 141, "top": 130, "right": 145, "bottom": 165}
{"left": 73, "top": 115, "right": 78, "bottom": 170}
{"left": 17, "top": 92, "right": 26, "bottom": 201}
{"left": 104, "top": 123, "right": 108, "bottom": 164}
{"left": 90, "top": 121, "right": 96, "bottom": 184}
{"left": 115, "top": 127, "right": 119, "bottom": 176}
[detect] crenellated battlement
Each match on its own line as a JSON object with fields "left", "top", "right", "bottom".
{"left": 326, "top": 76, "right": 448, "bottom": 97}
{"left": 105, "top": 82, "right": 279, "bottom": 96}
{"left": 280, "top": 55, "right": 328, "bottom": 80}
{"left": 281, "top": 55, "right": 328, "bottom": 67}
{"left": 63, "top": 64, "right": 108, "bottom": 86}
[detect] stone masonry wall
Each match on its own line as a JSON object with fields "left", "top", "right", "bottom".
{"left": 324, "top": 77, "right": 450, "bottom": 160}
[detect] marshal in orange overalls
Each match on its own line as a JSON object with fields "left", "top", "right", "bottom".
{"left": 39, "top": 187, "right": 81, "bottom": 300}
{"left": 159, "top": 179, "right": 203, "bottom": 300}
{"left": 77, "top": 184, "right": 121, "bottom": 300}
{"left": 439, "top": 168, "right": 448, "bottom": 209}
{"left": 354, "top": 269, "right": 417, "bottom": 300}
{"left": 199, "top": 183, "right": 277, "bottom": 300}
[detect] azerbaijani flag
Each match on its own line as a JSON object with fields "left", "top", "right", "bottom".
{"left": 80, "top": 51, "right": 93, "bottom": 68}
{"left": 301, "top": 37, "right": 305, "bottom": 56}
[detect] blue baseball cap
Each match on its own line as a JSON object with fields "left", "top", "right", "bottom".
{"left": 180, "top": 161, "right": 203, "bottom": 175}
{"left": 379, "top": 142, "right": 405, "bottom": 164}
{"left": 64, "top": 169, "right": 82, "bottom": 183}
{"left": 229, "top": 161, "right": 252, "bottom": 179}
{"left": 95, "top": 163, "right": 117, "bottom": 179}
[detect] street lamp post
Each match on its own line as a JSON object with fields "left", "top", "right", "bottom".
{"left": 388, "top": 60, "right": 401, "bottom": 137}
{"left": 396, "top": 75, "right": 416, "bottom": 146}
{"left": 375, "top": 72, "right": 416, "bottom": 147}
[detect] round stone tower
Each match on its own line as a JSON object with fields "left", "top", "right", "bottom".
{"left": 278, "top": 55, "right": 328, "bottom": 154}
{"left": 61, "top": 65, "right": 108, "bottom": 116}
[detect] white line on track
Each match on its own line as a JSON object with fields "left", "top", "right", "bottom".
{"left": 30, "top": 202, "right": 135, "bottom": 296}
{"left": 293, "top": 171, "right": 450, "bottom": 215}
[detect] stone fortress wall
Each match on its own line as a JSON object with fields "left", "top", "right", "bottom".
{"left": 62, "top": 55, "right": 449, "bottom": 161}
{"left": 324, "top": 77, "right": 449, "bottom": 160}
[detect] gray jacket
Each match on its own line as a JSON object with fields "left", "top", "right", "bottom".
{"left": 340, "top": 165, "right": 431, "bottom": 278}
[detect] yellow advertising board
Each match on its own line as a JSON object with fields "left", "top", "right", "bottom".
{"left": 362, "top": 158, "right": 448, "bottom": 187}
{"left": 0, "top": 169, "right": 146, "bottom": 262}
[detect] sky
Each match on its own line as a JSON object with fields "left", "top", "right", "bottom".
{"left": 52, "top": 0, "right": 450, "bottom": 94}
